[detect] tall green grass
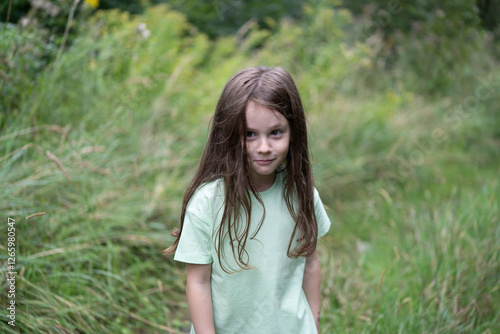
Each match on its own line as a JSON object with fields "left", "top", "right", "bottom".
{"left": 1, "top": 4, "right": 499, "bottom": 333}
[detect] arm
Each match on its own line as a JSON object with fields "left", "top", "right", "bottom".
{"left": 186, "top": 263, "right": 215, "bottom": 334}
{"left": 303, "top": 249, "right": 321, "bottom": 333}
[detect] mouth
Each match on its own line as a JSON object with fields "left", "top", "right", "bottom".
{"left": 254, "top": 159, "right": 275, "bottom": 165}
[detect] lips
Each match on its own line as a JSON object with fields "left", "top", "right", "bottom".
{"left": 255, "top": 159, "right": 275, "bottom": 165}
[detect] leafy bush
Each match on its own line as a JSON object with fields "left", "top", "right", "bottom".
{"left": 0, "top": 3, "right": 499, "bottom": 333}
{"left": 0, "top": 23, "right": 56, "bottom": 128}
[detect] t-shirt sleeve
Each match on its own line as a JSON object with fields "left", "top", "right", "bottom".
{"left": 313, "top": 188, "right": 331, "bottom": 238}
{"left": 173, "top": 191, "right": 214, "bottom": 264}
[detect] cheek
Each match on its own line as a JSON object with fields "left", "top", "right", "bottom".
{"left": 278, "top": 141, "right": 290, "bottom": 156}
{"left": 245, "top": 141, "right": 253, "bottom": 153}
{"left": 246, "top": 142, "right": 258, "bottom": 159}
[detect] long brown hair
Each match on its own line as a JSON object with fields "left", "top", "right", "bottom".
{"left": 163, "top": 66, "right": 318, "bottom": 272}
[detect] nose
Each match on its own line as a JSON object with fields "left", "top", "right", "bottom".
{"left": 257, "top": 137, "right": 271, "bottom": 154}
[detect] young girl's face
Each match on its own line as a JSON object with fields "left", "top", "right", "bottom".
{"left": 245, "top": 100, "right": 291, "bottom": 191}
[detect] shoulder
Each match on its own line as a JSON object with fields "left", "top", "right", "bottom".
{"left": 312, "top": 186, "right": 326, "bottom": 208}
{"left": 187, "top": 178, "right": 225, "bottom": 214}
{"left": 313, "top": 186, "right": 319, "bottom": 198}
{"left": 192, "top": 178, "right": 225, "bottom": 200}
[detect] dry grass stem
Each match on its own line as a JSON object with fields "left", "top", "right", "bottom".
{"left": 0, "top": 143, "right": 32, "bottom": 162}
{"left": 80, "top": 160, "right": 115, "bottom": 181}
{"left": 28, "top": 242, "right": 93, "bottom": 259}
{"left": 54, "top": 0, "right": 82, "bottom": 68}
{"left": 0, "top": 69, "right": 10, "bottom": 82}
{"left": 81, "top": 146, "right": 106, "bottom": 154}
{"left": 46, "top": 150, "right": 71, "bottom": 182}
{"left": 111, "top": 302, "right": 184, "bottom": 334}
{"left": 378, "top": 268, "right": 386, "bottom": 293}
{"left": 27, "top": 235, "right": 155, "bottom": 259}
{"left": 26, "top": 212, "right": 46, "bottom": 220}
{"left": 0, "top": 124, "right": 69, "bottom": 142}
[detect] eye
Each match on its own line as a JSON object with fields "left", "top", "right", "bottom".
{"left": 246, "top": 131, "right": 255, "bottom": 138}
{"left": 270, "top": 129, "right": 283, "bottom": 136}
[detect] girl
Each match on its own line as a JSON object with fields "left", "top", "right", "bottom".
{"left": 164, "top": 66, "right": 331, "bottom": 334}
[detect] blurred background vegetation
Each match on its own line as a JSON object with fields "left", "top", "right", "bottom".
{"left": 1, "top": 0, "right": 499, "bottom": 333}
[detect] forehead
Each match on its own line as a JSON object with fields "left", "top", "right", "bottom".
{"left": 245, "top": 101, "right": 289, "bottom": 129}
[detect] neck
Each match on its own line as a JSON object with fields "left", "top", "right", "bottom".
{"left": 252, "top": 172, "right": 276, "bottom": 192}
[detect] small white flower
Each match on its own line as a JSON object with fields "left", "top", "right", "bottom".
{"left": 19, "top": 17, "right": 32, "bottom": 27}
{"left": 136, "top": 23, "right": 151, "bottom": 39}
{"left": 137, "top": 23, "right": 147, "bottom": 32}
{"left": 141, "top": 29, "right": 151, "bottom": 39}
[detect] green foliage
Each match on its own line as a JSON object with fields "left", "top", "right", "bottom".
{"left": 163, "top": 0, "right": 305, "bottom": 38}
{"left": 0, "top": 23, "right": 56, "bottom": 127}
{"left": 0, "top": 0, "right": 30, "bottom": 24}
{"left": 338, "top": 0, "right": 482, "bottom": 38}
{"left": 0, "top": 1, "right": 99, "bottom": 130}
{"left": 98, "top": 0, "right": 146, "bottom": 14}
{"left": 475, "top": 0, "right": 500, "bottom": 36}
{"left": 1, "top": 2, "right": 499, "bottom": 333}
{"left": 0, "top": 0, "right": 92, "bottom": 35}
{"left": 327, "top": 0, "right": 498, "bottom": 95}
{"left": 1, "top": 0, "right": 307, "bottom": 40}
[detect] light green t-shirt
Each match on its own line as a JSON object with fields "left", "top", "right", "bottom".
{"left": 174, "top": 172, "right": 331, "bottom": 334}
